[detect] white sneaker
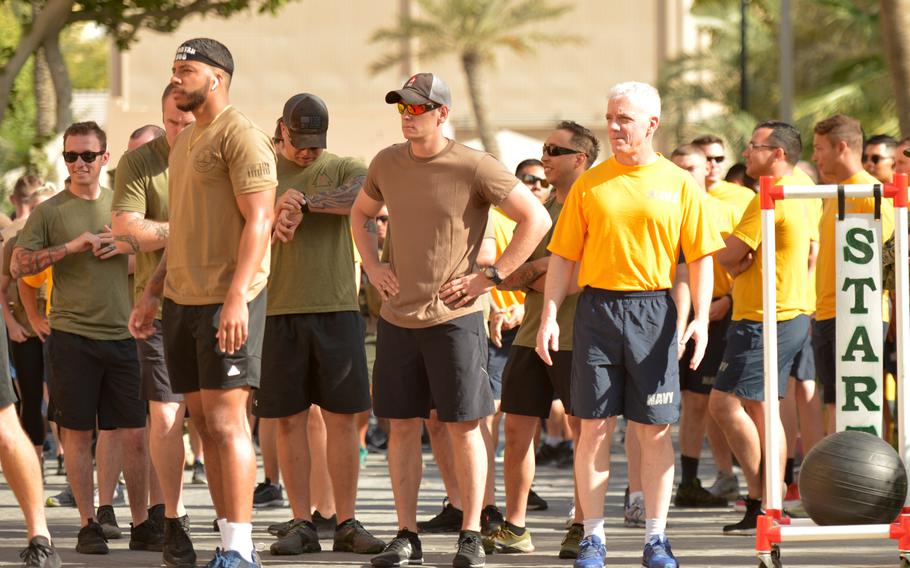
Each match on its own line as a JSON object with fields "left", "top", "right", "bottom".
{"left": 565, "top": 501, "right": 576, "bottom": 528}
{"left": 707, "top": 471, "right": 740, "bottom": 500}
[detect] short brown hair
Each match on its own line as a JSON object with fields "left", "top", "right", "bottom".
{"left": 63, "top": 121, "right": 107, "bottom": 152}
{"left": 814, "top": 114, "right": 863, "bottom": 154}
{"left": 670, "top": 144, "right": 706, "bottom": 160}
{"left": 11, "top": 175, "right": 42, "bottom": 202}
{"left": 692, "top": 134, "right": 724, "bottom": 147}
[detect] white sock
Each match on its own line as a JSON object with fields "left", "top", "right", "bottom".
{"left": 545, "top": 435, "right": 563, "bottom": 446}
{"left": 216, "top": 518, "right": 228, "bottom": 548}
{"left": 629, "top": 490, "right": 644, "bottom": 504}
{"left": 582, "top": 518, "right": 605, "bottom": 541}
{"left": 225, "top": 522, "right": 254, "bottom": 562}
{"left": 644, "top": 518, "right": 666, "bottom": 543}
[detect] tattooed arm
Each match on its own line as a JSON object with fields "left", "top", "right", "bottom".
{"left": 279, "top": 174, "right": 366, "bottom": 218}
{"left": 111, "top": 210, "right": 169, "bottom": 254}
{"left": 497, "top": 256, "right": 550, "bottom": 292}
{"left": 128, "top": 249, "right": 167, "bottom": 339}
{"left": 10, "top": 224, "right": 113, "bottom": 280}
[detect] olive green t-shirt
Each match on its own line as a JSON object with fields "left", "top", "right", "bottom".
{"left": 2, "top": 235, "right": 46, "bottom": 336}
{"left": 165, "top": 105, "right": 277, "bottom": 305}
{"left": 16, "top": 188, "right": 131, "bottom": 340}
{"left": 362, "top": 140, "right": 517, "bottom": 328}
{"left": 268, "top": 152, "right": 366, "bottom": 315}
{"left": 112, "top": 134, "right": 169, "bottom": 307}
{"left": 514, "top": 195, "right": 578, "bottom": 350}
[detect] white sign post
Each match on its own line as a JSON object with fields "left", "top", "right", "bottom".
{"left": 835, "top": 214, "right": 884, "bottom": 435}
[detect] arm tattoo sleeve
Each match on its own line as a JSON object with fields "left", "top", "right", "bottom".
{"left": 307, "top": 175, "right": 366, "bottom": 211}
{"left": 363, "top": 219, "right": 378, "bottom": 234}
{"left": 12, "top": 245, "right": 67, "bottom": 278}
{"left": 114, "top": 234, "right": 141, "bottom": 254}
{"left": 498, "top": 261, "right": 546, "bottom": 292}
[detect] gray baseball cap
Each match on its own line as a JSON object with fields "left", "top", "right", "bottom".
{"left": 385, "top": 73, "right": 452, "bottom": 107}
{"left": 282, "top": 93, "right": 328, "bottom": 149}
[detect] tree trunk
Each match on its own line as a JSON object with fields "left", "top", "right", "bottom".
{"left": 42, "top": 30, "right": 73, "bottom": 132}
{"left": 33, "top": 47, "right": 56, "bottom": 141}
{"left": 882, "top": 0, "right": 910, "bottom": 137}
{"left": 461, "top": 50, "right": 501, "bottom": 159}
{"left": 0, "top": 0, "right": 73, "bottom": 125}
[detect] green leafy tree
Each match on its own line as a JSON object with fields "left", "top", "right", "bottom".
{"left": 369, "top": 0, "right": 577, "bottom": 158}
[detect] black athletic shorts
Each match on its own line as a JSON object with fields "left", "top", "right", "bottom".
{"left": 46, "top": 329, "right": 145, "bottom": 431}
{"left": 137, "top": 319, "right": 183, "bottom": 403}
{"left": 679, "top": 311, "right": 731, "bottom": 394}
{"left": 162, "top": 290, "right": 266, "bottom": 393}
{"left": 714, "top": 315, "right": 810, "bottom": 401}
{"left": 372, "top": 312, "right": 494, "bottom": 423}
{"left": 254, "top": 311, "right": 371, "bottom": 418}
{"left": 790, "top": 330, "right": 816, "bottom": 382}
{"left": 812, "top": 318, "right": 837, "bottom": 404}
{"left": 487, "top": 326, "right": 518, "bottom": 400}
{"left": 571, "top": 288, "right": 680, "bottom": 425}
{"left": 500, "top": 345, "right": 572, "bottom": 418}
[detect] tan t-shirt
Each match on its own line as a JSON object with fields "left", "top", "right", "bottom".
{"left": 16, "top": 189, "right": 131, "bottom": 340}
{"left": 514, "top": 195, "right": 578, "bottom": 350}
{"left": 165, "top": 106, "right": 277, "bottom": 305}
{"left": 112, "top": 135, "right": 169, "bottom": 307}
{"left": 268, "top": 152, "right": 367, "bottom": 315}
{"left": 362, "top": 140, "right": 517, "bottom": 328}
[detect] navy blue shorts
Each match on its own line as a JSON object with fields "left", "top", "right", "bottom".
{"left": 680, "top": 312, "right": 730, "bottom": 394}
{"left": 812, "top": 318, "right": 837, "bottom": 404}
{"left": 501, "top": 346, "right": 572, "bottom": 418}
{"left": 714, "top": 315, "right": 810, "bottom": 401}
{"left": 487, "top": 326, "right": 518, "bottom": 399}
{"left": 571, "top": 288, "right": 680, "bottom": 425}
{"left": 790, "top": 330, "right": 815, "bottom": 382}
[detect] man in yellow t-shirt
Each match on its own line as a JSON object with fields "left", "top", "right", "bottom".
{"left": 811, "top": 114, "right": 895, "bottom": 434}
{"left": 711, "top": 121, "right": 813, "bottom": 535}
{"left": 693, "top": 134, "right": 756, "bottom": 220}
{"left": 538, "top": 82, "right": 722, "bottom": 568}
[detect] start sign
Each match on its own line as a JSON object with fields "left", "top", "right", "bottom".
{"left": 835, "top": 214, "right": 884, "bottom": 436}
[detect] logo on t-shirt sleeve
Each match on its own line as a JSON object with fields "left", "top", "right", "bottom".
{"left": 247, "top": 162, "right": 272, "bottom": 180}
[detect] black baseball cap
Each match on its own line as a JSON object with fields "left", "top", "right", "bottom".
{"left": 385, "top": 73, "right": 452, "bottom": 107}
{"left": 282, "top": 93, "right": 328, "bottom": 149}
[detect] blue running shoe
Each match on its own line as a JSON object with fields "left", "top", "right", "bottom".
{"left": 642, "top": 535, "right": 678, "bottom": 568}
{"left": 573, "top": 535, "right": 606, "bottom": 568}
{"left": 205, "top": 548, "right": 261, "bottom": 567}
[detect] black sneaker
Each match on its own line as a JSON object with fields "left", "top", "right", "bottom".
{"left": 267, "top": 518, "right": 295, "bottom": 537}
{"left": 333, "top": 518, "right": 385, "bottom": 554}
{"left": 252, "top": 478, "right": 283, "bottom": 508}
{"left": 555, "top": 441, "right": 574, "bottom": 469}
{"left": 479, "top": 505, "right": 503, "bottom": 537}
{"left": 96, "top": 505, "right": 122, "bottom": 540}
{"left": 674, "top": 478, "right": 728, "bottom": 507}
{"left": 371, "top": 530, "right": 422, "bottom": 567}
{"left": 417, "top": 499, "right": 463, "bottom": 533}
{"left": 20, "top": 536, "right": 62, "bottom": 568}
{"left": 313, "top": 510, "right": 338, "bottom": 537}
{"left": 163, "top": 515, "right": 197, "bottom": 568}
{"left": 526, "top": 488, "right": 548, "bottom": 511}
{"left": 534, "top": 443, "right": 560, "bottom": 466}
{"left": 191, "top": 460, "right": 207, "bottom": 485}
{"left": 130, "top": 518, "right": 165, "bottom": 551}
{"left": 453, "top": 530, "right": 485, "bottom": 568}
{"left": 270, "top": 519, "right": 321, "bottom": 555}
{"left": 212, "top": 518, "right": 220, "bottom": 532}
{"left": 148, "top": 503, "right": 166, "bottom": 531}
{"left": 55, "top": 455, "right": 65, "bottom": 476}
{"left": 76, "top": 521, "right": 108, "bottom": 554}
{"left": 723, "top": 497, "right": 763, "bottom": 535}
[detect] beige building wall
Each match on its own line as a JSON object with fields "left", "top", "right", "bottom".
{"left": 105, "top": 1, "right": 695, "bottom": 166}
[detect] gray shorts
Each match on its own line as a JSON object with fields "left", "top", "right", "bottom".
{"left": 713, "top": 315, "right": 810, "bottom": 401}
{"left": 571, "top": 288, "right": 680, "bottom": 425}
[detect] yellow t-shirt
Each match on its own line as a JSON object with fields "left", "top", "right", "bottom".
{"left": 730, "top": 172, "right": 814, "bottom": 321}
{"left": 488, "top": 208, "right": 525, "bottom": 310}
{"left": 706, "top": 196, "right": 736, "bottom": 298}
{"left": 815, "top": 170, "right": 895, "bottom": 321}
{"left": 709, "top": 180, "right": 756, "bottom": 222}
{"left": 549, "top": 155, "right": 724, "bottom": 291}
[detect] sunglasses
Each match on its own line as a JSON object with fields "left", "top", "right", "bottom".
{"left": 396, "top": 102, "right": 440, "bottom": 116}
{"left": 518, "top": 173, "right": 549, "bottom": 188}
{"left": 862, "top": 154, "right": 893, "bottom": 165}
{"left": 375, "top": 215, "right": 389, "bottom": 223}
{"left": 62, "top": 150, "right": 105, "bottom": 163}
{"left": 705, "top": 155, "right": 725, "bottom": 163}
{"left": 543, "top": 144, "right": 583, "bottom": 157}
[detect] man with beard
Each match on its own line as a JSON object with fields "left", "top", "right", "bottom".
{"left": 130, "top": 38, "right": 276, "bottom": 568}
{"left": 113, "top": 83, "right": 196, "bottom": 567}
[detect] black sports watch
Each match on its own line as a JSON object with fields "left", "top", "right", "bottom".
{"left": 481, "top": 265, "right": 503, "bottom": 285}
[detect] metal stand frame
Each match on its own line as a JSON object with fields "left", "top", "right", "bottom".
{"left": 755, "top": 173, "right": 910, "bottom": 567}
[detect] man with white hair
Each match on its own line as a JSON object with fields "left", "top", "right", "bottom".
{"left": 537, "top": 82, "right": 722, "bottom": 568}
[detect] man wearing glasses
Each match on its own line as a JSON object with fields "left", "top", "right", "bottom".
{"left": 710, "top": 121, "right": 814, "bottom": 535}
{"left": 693, "top": 134, "right": 755, "bottom": 220}
{"left": 13, "top": 121, "right": 154, "bottom": 556}
{"left": 862, "top": 134, "right": 898, "bottom": 184}
{"left": 352, "top": 72, "right": 550, "bottom": 568}
{"left": 537, "top": 83, "right": 721, "bottom": 568}
{"left": 254, "top": 92, "right": 384, "bottom": 557}
{"left": 485, "top": 121, "right": 599, "bottom": 558}
{"left": 516, "top": 159, "right": 551, "bottom": 204}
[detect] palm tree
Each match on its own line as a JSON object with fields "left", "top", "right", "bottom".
{"left": 881, "top": 0, "right": 910, "bottom": 136}
{"left": 369, "top": 0, "right": 576, "bottom": 158}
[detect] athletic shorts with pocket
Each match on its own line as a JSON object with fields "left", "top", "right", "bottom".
{"left": 680, "top": 311, "right": 731, "bottom": 394}
{"left": 501, "top": 346, "right": 572, "bottom": 418}
{"left": 137, "top": 319, "right": 183, "bottom": 403}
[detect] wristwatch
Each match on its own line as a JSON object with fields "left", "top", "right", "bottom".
{"left": 481, "top": 265, "right": 503, "bottom": 285}
{"left": 300, "top": 194, "right": 311, "bottom": 214}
